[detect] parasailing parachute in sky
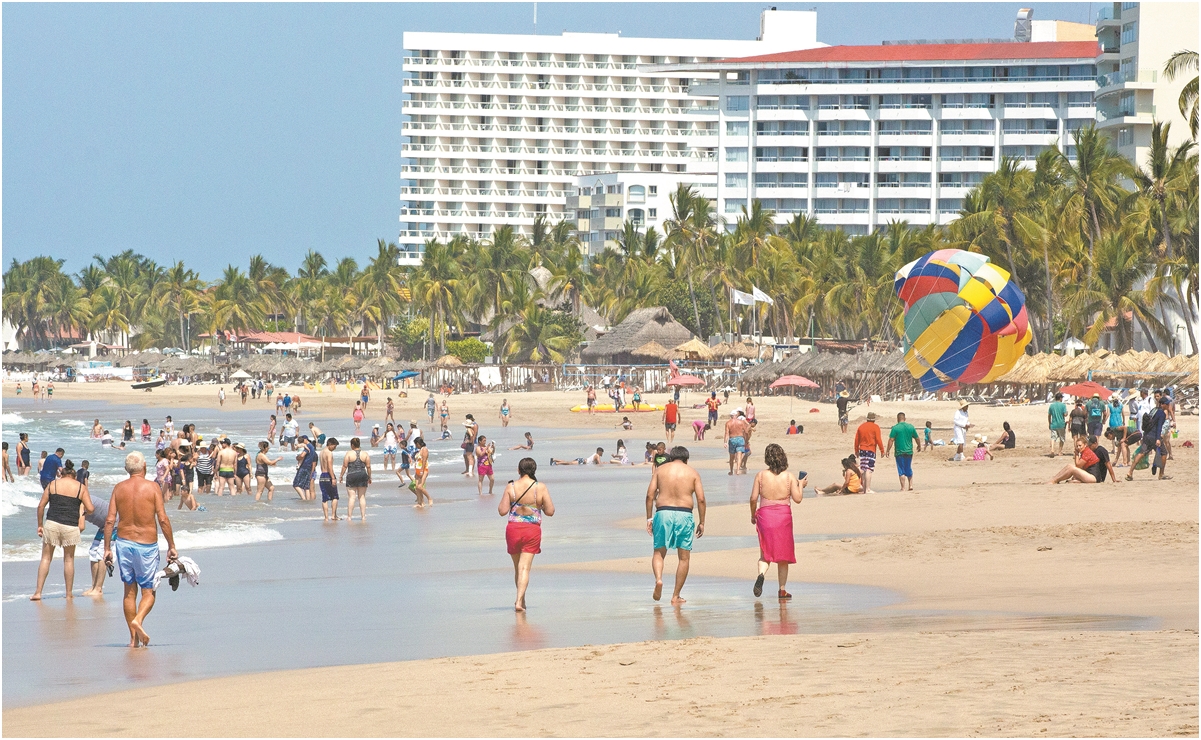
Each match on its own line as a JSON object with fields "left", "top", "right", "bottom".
{"left": 894, "top": 249, "right": 1032, "bottom": 391}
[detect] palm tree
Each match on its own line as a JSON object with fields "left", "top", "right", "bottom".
{"left": 358, "top": 240, "right": 405, "bottom": 339}
{"left": 411, "top": 239, "right": 461, "bottom": 358}
{"left": 1164, "top": 50, "right": 1199, "bottom": 140}
{"left": 311, "top": 283, "right": 354, "bottom": 361}
{"left": 1056, "top": 126, "right": 1132, "bottom": 261}
{"left": 153, "top": 261, "right": 205, "bottom": 352}
{"left": 88, "top": 286, "right": 130, "bottom": 347}
{"left": 1132, "top": 121, "right": 1198, "bottom": 353}
{"left": 955, "top": 157, "right": 1032, "bottom": 292}
{"left": 1063, "top": 227, "right": 1168, "bottom": 351}
{"left": 470, "top": 225, "right": 527, "bottom": 344}
{"left": 503, "top": 304, "right": 578, "bottom": 362}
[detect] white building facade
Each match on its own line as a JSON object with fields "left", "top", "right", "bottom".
{"left": 657, "top": 40, "right": 1099, "bottom": 234}
{"left": 1093, "top": 2, "right": 1199, "bottom": 168}
{"left": 398, "top": 10, "right": 821, "bottom": 261}
{"left": 566, "top": 171, "right": 708, "bottom": 254}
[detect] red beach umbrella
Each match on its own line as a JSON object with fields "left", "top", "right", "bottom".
{"left": 1058, "top": 381, "right": 1113, "bottom": 400}
{"left": 769, "top": 375, "right": 819, "bottom": 389}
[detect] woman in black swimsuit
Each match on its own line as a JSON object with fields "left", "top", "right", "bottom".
{"left": 33, "top": 460, "right": 94, "bottom": 600}
{"left": 16, "top": 433, "right": 31, "bottom": 476}
{"left": 123, "top": 421, "right": 134, "bottom": 443}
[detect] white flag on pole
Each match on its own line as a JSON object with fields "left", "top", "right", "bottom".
{"left": 752, "top": 286, "right": 774, "bottom": 305}
{"left": 731, "top": 289, "right": 755, "bottom": 306}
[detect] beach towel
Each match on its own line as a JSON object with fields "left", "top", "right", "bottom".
{"left": 755, "top": 504, "right": 796, "bottom": 564}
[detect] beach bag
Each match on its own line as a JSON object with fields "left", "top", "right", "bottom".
{"left": 1134, "top": 446, "right": 1150, "bottom": 470}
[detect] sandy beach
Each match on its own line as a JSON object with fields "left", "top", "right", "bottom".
{"left": 2, "top": 380, "right": 1197, "bottom": 736}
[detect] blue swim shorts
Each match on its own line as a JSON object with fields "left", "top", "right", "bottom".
{"left": 319, "top": 473, "right": 339, "bottom": 502}
{"left": 652, "top": 508, "right": 695, "bottom": 551}
{"left": 895, "top": 453, "right": 914, "bottom": 479}
{"left": 728, "top": 436, "right": 746, "bottom": 455}
{"left": 114, "top": 536, "right": 161, "bottom": 590}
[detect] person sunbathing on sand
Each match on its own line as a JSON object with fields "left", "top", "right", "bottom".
{"left": 550, "top": 448, "right": 603, "bottom": 466}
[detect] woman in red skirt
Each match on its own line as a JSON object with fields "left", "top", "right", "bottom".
{"left": 498, "top": 458, "right": 555, "bottom": 612}
{"left": 749, "top": 443, "right": 805, "bottom": 599}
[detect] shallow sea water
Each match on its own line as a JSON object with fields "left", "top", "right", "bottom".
{"left": 0, "top": 395, "right": 1153, "bottom": 706}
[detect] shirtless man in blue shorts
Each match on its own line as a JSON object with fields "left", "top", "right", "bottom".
{"left": 645, "top": 446, "right": 706, "bottom": 605}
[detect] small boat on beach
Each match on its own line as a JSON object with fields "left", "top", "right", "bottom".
{"left": 131, "top": 378, "right": 167, "bottom": 391}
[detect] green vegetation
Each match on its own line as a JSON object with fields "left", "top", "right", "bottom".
{"left": 4, "top": 126, "right": 1197, "bottom": 360}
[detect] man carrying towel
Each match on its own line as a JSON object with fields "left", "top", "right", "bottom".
{"left": 645, "top": 446, "right": 706, "bottom": 606}
{"left": 105, "top": 451, "right": 177, "bottom": 648}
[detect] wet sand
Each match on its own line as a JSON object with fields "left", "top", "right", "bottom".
{"left": 2, "top": 381, "right": 1197, "bottom": 736}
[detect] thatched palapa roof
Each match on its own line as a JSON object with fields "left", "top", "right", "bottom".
{"left": 672, "top": 338, "right": 714, "bottom": 361}
{"left": 581, "top": 307, "right": 692, "bottom": 362}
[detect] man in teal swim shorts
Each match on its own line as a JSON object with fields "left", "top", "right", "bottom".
{"left": 645, "top": 446, "right": 706, "bottom": 605}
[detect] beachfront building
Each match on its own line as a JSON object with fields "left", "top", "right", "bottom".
{"left": 565, "top": 171, "right": 710, "bottom": 255}
{"left": 398, "top": 9, "right": 821, "bottom": 261}
{"left": 652, "top": 35, "right": 1099, "bottom": 234}
{"left": 1093, "top": 2, "right": 1199, "bottom": 168}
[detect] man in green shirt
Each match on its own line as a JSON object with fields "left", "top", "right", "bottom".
{"left": 885, "top": 412, "right": 920, "bottom": 492}
{"left": 1047, "top": 392, "right": 1068, "bottom": 457}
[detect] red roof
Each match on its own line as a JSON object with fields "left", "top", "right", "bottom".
{"left": 719, "top": 41, "right": 1099, "bottom": 65}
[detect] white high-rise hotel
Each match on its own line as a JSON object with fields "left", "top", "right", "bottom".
{"left": 662, "top": 37, "right": 1100, "bottom": 234}
{"left": 398, "top": 10, "right": 822, "bottom": 260}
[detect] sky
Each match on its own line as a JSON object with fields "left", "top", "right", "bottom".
{"left": 3, "top": 2, "right": 1097, "bottom": 280}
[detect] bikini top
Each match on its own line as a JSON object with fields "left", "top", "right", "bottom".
{"left": 508, "top": 480, "right": 541, "bottom": 524}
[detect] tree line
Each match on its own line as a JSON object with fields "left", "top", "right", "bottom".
{"left": 4, "top": 123, "right": 1198, "bottom": 361}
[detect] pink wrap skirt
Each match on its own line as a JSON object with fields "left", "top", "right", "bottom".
{"left": 755, "top": 504, "right": 796, "bottom": 564}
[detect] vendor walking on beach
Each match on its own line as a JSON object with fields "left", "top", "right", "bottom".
{"left": 662, "top": 398, "right": 679, "bottom": 444}
{"left": 749, "top": 444, "right": 804, "bottom": 600}
{"left": 1048, "top": 393, "right": 1068, "bottom": 457}
{"left": 104, "top": 451, "right": 177, "bottom": 648}
{"left": 499, "top": 458, "right": 555, "bottom": 612}
{"left": 646, "top": 446, "right": 706, "bottom": 605}
{"left": 951, "top": 402, "right": 972, "bottom": 461}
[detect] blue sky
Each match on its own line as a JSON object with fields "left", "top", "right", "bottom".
{"left": 3, "top": 2, "right": 1095, "bottom": 280}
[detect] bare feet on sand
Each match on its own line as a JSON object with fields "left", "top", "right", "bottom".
{"left": 671, "top": 596, "right": 686, "bottom": 605}
{"left": 130, "top": 619, "right": 150, "bottom": 647}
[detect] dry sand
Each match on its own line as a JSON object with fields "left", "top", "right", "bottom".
{"left": 4, "top": 381, "right": 1197, "bottom": 736}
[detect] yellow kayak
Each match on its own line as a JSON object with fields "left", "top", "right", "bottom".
{"left": 570, "top": 404, "right": 664, "bottom": 413}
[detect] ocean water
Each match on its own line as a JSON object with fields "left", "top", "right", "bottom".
{"left": 0, "top": 396, "right": 1152, "bottom": 707}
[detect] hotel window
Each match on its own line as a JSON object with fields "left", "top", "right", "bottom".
{"left": 648, "top": 208, "right": 657, "bottom": 218}
{"left": 1067, "top": 91, "right": 1093, "bottom": 107}
{"left": 725, "top": 173, "right": 748, "bottom": 188}
{"left": 1121, "top": 21, "right": 1138, "bottom": 45}
{"left": 938, "top": 198, "right": 963, "bottom": 213}
{"left": 724, "top": 198, "right": 747, "bottom": 213}
{"left": 725, "top": 95, "right": 749, "bottom": 111}
{"left": 725, "top": 147, "right": 748, "bottom": 162}
{"left": 628, "top": 185, "right": 646, "bottom": 203}
{"left": 1118, "top": 127, "right": 1134, "bottom": 146}
{"left": 648, "top": 185, "right": 658, "bottom": 195}
{"left": 628, "top": 208, "right": 645, "bottom": 225}
{"left": 726, "top": 120, "right": 749, "bottom": 136}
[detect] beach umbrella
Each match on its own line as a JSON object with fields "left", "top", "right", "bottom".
{"left": 434, "top": 354, "right": 463, "bottom": 368}
{"left": 666, "top": 374, "right": 703, "bottom": 386}
{"left": 770, "top": 374, "right": 820, "bottom": 413}
{"left": 230, "top": 369, "right": 252, "bottom": 379}
{"left": 393, "top": 369, "right": 421, "bottom": 381}
{"left": 1058, "top": 380, "right": 1112, "bottom": 400}
{"left": 633, "top": 340, "right": 670, "bottom": 362}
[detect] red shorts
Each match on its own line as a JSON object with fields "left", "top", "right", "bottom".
{"left": 505, "top": 522, "right": 542, "bottom": 555}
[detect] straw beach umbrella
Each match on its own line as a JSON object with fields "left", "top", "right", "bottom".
{"left": 672, "top": 338, "right": 714, "bottom": 362}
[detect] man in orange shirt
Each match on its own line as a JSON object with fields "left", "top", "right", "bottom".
{"left": 853, "top": 412, "right": 885, "bottom": 494}
{"left": 705, "top": 392, "right": 721, "bottom": 431}
{"left": 663, "top": 399, "right": 679, "bottom": 444}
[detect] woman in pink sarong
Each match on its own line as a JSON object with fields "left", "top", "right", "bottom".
{"left": 749, "top": 443, "right": 805, "bottom": 600}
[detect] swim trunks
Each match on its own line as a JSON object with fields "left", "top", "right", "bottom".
{"left": 477, "top": 462, "right": 493, "bottom": 476}
{"left": 219, "top": 467, "right": 235, "bottom": 479}
{"left": 114, "top": 537, "right": 161, "bottom": 590}
{"left": 652, "top": 507, "right": 695, "bottom": 551}
{"left": 293, "top": 465, "right": 312, "bottom": 489}
{"left": 384, "top": 444, "right": 398, "bottom": 455}
{"left": 727, "top": 436, "right": 746, "bottom": 455}
{"left": 858, "top": 449, "right": 876, "bottom": 472}
{"left": 895, "top": 453, "right": 913, "bottom": 478}
{"left": 319, "top": 473, "right": 339, "bottom": 502}
{"left": 664, "top": 423, "right": 677, "bottom": 432}
{"left": 89, "top": 529, "right": 106, "bottom": 563}
{"left": 1050, "top": 428, "right": 1066, "bottom": 442}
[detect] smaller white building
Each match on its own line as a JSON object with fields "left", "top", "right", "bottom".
{"left": 566, "top": 171, "right": 710, "bottom": 254}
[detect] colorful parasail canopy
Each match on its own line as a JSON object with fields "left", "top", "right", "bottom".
{"left": 894, "top": 249, "right": 1032, "bottom": 391}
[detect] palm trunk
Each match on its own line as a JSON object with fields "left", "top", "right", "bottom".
{"left": 179, "top": 307, "right": 186, "bottom": 353}
{"left": 710, "top": 282, "right": 726, "bottom": 338}
{"left": 1133, "top": 313, "right": 1160, "bottom": 352}
{"left": 1174, "top": 281, "right": 1199, "bottom": 355}
{"left": 686, "top": 274, "right": 703, "bottom": 338}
